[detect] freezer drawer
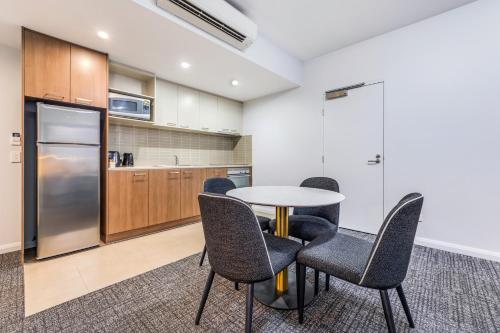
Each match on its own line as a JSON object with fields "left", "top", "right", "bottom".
{"left": 37, "top": 143, "right": 100, "bottom": 259}
{"left": 37, "top": 103, "right": 100, "bottom": 145}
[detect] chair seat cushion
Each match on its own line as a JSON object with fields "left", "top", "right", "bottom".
{"left": 297, "top": 232, "right": 373, "bottom": 285}
{"left": 263, "top": 233, "right": 302, "bottom": 275}
{"left": 269, "top": 215, "right": 338, "bottom": 241}
{"left": 257, "top": 215, "right": 271, "bottom": 231}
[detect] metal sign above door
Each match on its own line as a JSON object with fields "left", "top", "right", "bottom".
{"left": 325, "top": 82, "right": 366, "bottom": 100}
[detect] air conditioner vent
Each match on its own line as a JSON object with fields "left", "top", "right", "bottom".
{"left": 156, "top": 0, "right": 257, "bottom": 50}
{"left": 169, "top": 0, "right": 246, "bottom": 42}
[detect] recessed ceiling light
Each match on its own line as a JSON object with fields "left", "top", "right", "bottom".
{"left": 97, "top": 31, "right": 109, "bottom": 40}
{"left": 231, "top": 79, "right": 239, "bottom": 86}
{"left": 180, "top": 62, "right": 191, "bottom": 69}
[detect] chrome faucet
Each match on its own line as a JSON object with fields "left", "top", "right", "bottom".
{"left": 174, "top": 155, "right": 179, "bottom": 166}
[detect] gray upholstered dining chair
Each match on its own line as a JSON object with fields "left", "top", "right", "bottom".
{"left": 195, "top": 193, "right": 302, "bottom": 333}
{"left": 199, "top": 177, "right": 271, "bottom": 267}
{"left": 269, "top": 177, "right": 340, "bottom": 293}
{"left": 296, "top": 193, "right": 424, "bottom": 333}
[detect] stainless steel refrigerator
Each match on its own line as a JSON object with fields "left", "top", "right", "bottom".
{"left": 37, "top": 103, "right": 101, "bottom": 259}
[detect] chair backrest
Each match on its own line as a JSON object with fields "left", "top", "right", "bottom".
{"left": 359, "top": 193, "right": 424, "bottom": 289}
{"left": 293, "top": 177, "right": 340, "bottom": 225}
{"left": 198, "top": 193, "right": 275, "bottom": 283}
{"left": 203, "top": 177, "right": 236, "bottom": 194}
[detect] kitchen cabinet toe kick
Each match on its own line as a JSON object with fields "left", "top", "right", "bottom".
{"left": 103, "top": 216, "right": 200, "bottom": 243}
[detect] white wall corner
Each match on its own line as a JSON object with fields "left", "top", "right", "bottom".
{"left": 0, "top": 242, "right": 21, "bottom": 255}
{"left": 415, "top": 237, "right": 500, "bottom": 263}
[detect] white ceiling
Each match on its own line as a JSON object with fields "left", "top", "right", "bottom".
{"left": 227, "top": 0, "right": 477, "bottom": 60}
{"left": 0, "top": 0, "right": 300, "bottom": 101}
{"left": 0, "top": 0, "right": 478, "bottom": 101}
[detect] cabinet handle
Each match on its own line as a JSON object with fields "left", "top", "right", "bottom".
{"left": 133, "top": 173, "right": 147, "bottom": 176}
{"left": 43, "top": 93, "right": 65, "bottom": 101}
{"left": 166, "top": 122, "right": 177, "bottom": 126}
{"left": 180, "top": 124, "right": 189, "bottom": 128}
{"left": 168, "top": 171, "right": 180, "bottom": 174}
{"left": 76, "top": 97, "right": 93, "bottom": 105}
{"left": 201, "top": 127, "right": 210, "bottom": 131}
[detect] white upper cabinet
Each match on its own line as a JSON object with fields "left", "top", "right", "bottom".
{"left": 178, "top": 86, "right": 200, "bottom": 130}
{"left": 155, "top": 79, "right": 178, "bottom": 127}
{"left": 217, "top": 97, "right": 243, "bottom": 134}
{"left": 199, "top": 92, "right": 218, "bottom": 132}
{"left": 151, "top": 77, "right": 242, "bottom": 135}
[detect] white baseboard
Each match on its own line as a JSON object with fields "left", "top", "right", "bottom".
{"left": 253, "top": 206, "right": 500, "bottom": 263}
{"left": 415, "top": 237, "right": 500, "bottom": 263}
{"left": 0, "top": 242, "right": 21, "bottom": 254}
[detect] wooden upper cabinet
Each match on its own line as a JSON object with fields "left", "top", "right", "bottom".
{"left": 149, "top": 169, "right": 181, "bottom": 225}
{"left": 70, "top": 44, "right": 108, "bottom": 108}
{"left": 108, "top": 170, "right": 149, "bottom": 234}
{"left": 23, "top": 29, "right": 107, "bottom": 108}
{"left": 23, "top": 29, "right": 71, "bottom": 102}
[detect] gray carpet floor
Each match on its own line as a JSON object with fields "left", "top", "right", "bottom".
{"left": 1, "top": 229, "right": 499, "bottom": 332}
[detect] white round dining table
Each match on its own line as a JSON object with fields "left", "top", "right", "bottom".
{"left": 226, "top": 185, "right": 345, "bottom": 310}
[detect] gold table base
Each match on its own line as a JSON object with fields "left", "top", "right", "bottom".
{"left": 275, "top": 206, "right": 289, "bottom": 294}
{"left": 253, "top": 205, "right": 314, "bottom": 310}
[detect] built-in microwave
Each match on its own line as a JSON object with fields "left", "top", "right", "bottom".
{"left": 108, "top": 92, "right": 151, "bottom": 120}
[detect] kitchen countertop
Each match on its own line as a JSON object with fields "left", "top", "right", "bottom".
{"left": 108, "top": 164, "right": 252, "bottom": 171}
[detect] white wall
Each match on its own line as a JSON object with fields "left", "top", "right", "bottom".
{"left": 244, "top": 0, "right": 500, "bottom": 261}
{"left": 0, "top": 44, "right": 22, "bottom": 253}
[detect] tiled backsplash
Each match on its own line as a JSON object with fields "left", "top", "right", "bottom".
{"left": 108, "top": 124, "right": 252, "bottom": 166}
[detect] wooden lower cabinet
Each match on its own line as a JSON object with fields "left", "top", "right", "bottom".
{"left": 106, "top": 167, "right": 226, "bottom": 241}
{"left": 180, "top": 168, "right": 206, "bottom": 218}
{"left": 107, "top": 170, "right": 149, "bottom": 234}
{"left": 149, "top": 169, "right": 181, "bottom": 225}
{"left": 206, "top": 167, "right": 227, "bottom": 179}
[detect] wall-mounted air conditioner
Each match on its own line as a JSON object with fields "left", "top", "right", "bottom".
{"left": 156, "top": 0, "right": 257, "bottom": 50}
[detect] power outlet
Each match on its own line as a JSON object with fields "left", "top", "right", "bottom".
{"left": 10, "top": 151, "right": 21, "bottom": 163}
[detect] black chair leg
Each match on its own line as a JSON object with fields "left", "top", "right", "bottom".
{"left": 199, "top": 245, "right": 207, "bottom": 266}
{"left": 297, "top": 263, "right": 306, "bottom": 324}
{"left": 245, "top": 283, "right": 254, "bottom": 333}
{"left": 325, "top": 274, "right": 330, "bottom": 291}
{"left": 314, "top": 269, "right": 319, "bottom": 295}
{"left": 195, "top": 269, "right": 215, "bottom": 325}
{"left": 396, "top": 285, "right": 415, "bottom": 328}
{"left": 235, "top": 282, "right": 239, "bottom": 290}
{"left": 379, "top": 289, "right": 396, "bottom": 333}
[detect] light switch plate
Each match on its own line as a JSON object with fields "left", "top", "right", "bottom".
{"left": 10, "top": 132, "right": 21, "bottom": 146}
{"left": 10, "top": 151, "right": 21, "bottom": 163}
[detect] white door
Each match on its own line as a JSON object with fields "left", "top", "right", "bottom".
{"left": 155, "top": 79, "right": 178, "bottom": 127}
{"left": 323, "top": 83, "right": 384, "bottom": 234}
{"left": 217, "top": 97, "right": 233, "bottom": 134}
{"left": 226, "top": 98, "right": 243, "bottom": 135}
{"left": 199, "top": 92, "right": 218, "bottom": 132}
{"left": 178, "top": 86, "right": 200, "bottom": 130}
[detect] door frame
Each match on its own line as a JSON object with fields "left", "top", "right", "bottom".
{"left": 322, "top": 81, "right": 385, "bottom": 230}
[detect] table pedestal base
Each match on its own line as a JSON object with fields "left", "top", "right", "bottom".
{"left": 254, "top": 275, "right": 314, "bottom": 310}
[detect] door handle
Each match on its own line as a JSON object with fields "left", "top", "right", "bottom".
{"left": 43, "top": 93, "right": 65, "bottom": 101}
{"left": 367, "top": 154, "right": 381, "bottom": 165}
{"left": 76, "top": 97, "right": 93, "bottom": 105}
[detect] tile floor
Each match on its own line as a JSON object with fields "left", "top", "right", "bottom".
{"left": 24, "top": 222, "right": 205, "bottom": 316}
